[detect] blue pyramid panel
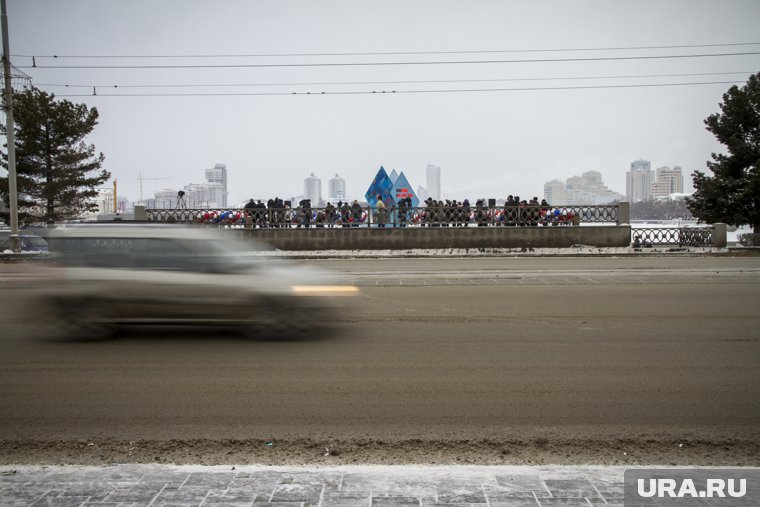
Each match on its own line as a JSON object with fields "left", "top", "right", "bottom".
{"left": 392, "top": 171, "right": 419, "bottom": 208}
{"left": 365, "top": 166, "right": 395, "bottom": 207}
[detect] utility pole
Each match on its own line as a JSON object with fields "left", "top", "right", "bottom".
{"left": 1, "top": 0, "right": 19, "bottom": 252}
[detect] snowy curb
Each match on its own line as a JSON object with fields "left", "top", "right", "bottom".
{"left": 261, "top": 246, "right": 729, "bottom": 259}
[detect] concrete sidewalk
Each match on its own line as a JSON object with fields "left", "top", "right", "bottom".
{"left": 0, "top": 464, "right": 627, "bottom": 507}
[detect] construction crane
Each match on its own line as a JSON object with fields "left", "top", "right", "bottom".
{"left": 138, "top": 172, "right": 171, "bottom": 204}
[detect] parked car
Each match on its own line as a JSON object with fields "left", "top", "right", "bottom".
{"left": 0, "top": 234, "right": 48, "bottom": 252}
{"left": 37, "top": 224, "right": 358, "bottom": 339}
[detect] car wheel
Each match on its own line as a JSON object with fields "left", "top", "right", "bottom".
{"left": 57, "top": 298, "right": 115, "bottom": 341}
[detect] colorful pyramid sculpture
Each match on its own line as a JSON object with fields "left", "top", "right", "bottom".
{"left": 392, "top": 171, "right": 419, "bottom": 208}
{"left": 364, "top": 166, "right": 396, "bottom": 208}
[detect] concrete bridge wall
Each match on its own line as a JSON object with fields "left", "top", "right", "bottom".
{"left": 229, "top": 225, "right": 633, "bottom": 250}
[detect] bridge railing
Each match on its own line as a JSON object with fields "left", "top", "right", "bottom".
{"left": 631, "top": 227, "right": 714, "bottom": 247}
{"left": 145, "top": 204, "right": 621, "bottom": 228}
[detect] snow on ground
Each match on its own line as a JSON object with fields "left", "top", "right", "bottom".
{"left": 263, "top": 245, "right": 725, "bottom": 259}
{"left": 727, "top": 225, "right": 754, "bottom": 243}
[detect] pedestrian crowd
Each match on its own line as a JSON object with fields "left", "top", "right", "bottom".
{"left": 415, "top": 195, "right": 578, "bottom": 227}
{"left": 189, "top": 195, "right": 579, "bottom": 227}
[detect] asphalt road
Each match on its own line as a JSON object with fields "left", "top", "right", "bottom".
{"left": 1, "top": 256, "right": 759, "bottom": 464}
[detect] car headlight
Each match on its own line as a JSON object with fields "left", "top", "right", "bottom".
{"left": 289, "top": 285, "right": 360, "bottom": 296}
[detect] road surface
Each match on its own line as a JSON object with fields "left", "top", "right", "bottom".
{"left": 1, "top": 256, "right": 758, "bottom": 465}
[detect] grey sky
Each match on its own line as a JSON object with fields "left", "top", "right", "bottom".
{"left": 4, "top": 0, "right": 760, "bottom": 205}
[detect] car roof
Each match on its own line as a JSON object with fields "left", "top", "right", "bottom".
{"left": 48, "top": 224, "right": 227, "bottom": 241}
{"left": 0, "top": 233, "right": 45, "bottom": 239}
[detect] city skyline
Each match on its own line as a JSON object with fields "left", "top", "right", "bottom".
{"left": 143, "top": 158, "right": 683, "bottom": 208}
{"left": 147, "top": 163, "right": 228, "bottom": 209}
{"left": 543, "top": 170, "right": 624, "bottom": 206}
{"left": 131, "top": 159, "right": 684, "bottom": 208}
{"left": 3, "top": 1, "right": 759, "bottom": 207}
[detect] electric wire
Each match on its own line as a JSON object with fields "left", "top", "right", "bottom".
{"left": 13, "top": 41, "right": 760, "bottom": 59}
{"left": 36, "top": 71, "right": 757, "bottom": 90}
{"left": 51, "top": 80, "right": 746, "bottom": 98}
{"left": 16, "top": 51, "right": 760, "bottom": 70}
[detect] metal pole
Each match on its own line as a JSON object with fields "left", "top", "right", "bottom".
{"left": 1, "top": 0, "right": 19, "bottom": 252}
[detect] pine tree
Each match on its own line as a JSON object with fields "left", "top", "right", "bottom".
{"left": 1, "top": 88, "right": 110, "bottom": 224}
{"left": 687, "top": 72, "right": 760, "bottom": 232}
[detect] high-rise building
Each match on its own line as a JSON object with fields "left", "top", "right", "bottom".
{"left": 304, "top": 173, "right": 322, "bottom": 204}
{"left": 184, "top": 182, "right": 226, "bottom": 208}
{"left": 650, "top": 166, "right": 684, "bottom": 198}
{"left": 150, "top": 163, "right": 229, "bottom": 209}
{"left": 543, "top": 172, "right": 624, "bottom": 205}
{"left": 426, "top": 164, "right": 441, "bottom": 200}
{"left": 543, "top": 179, "right": 567, "bottom": 204}
{"left": 582, "top": 170, "right": 603, "bottom": 186}
{"left": 88, "top": 189, "right": 130, "bottom": 216}
{"left": 204, "top": 163, "right": 228, "bottom": 207}
{"left": 154, "top": 188, "right": 181, "bottom": 209}
{"left": 328, "top": 174, "right": 346, "bottom": 200}
{"left": 626, "top": 159, "right": 652, "bottom": 202}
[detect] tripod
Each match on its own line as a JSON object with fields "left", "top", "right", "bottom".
{"left": 176, "top": 194, "right": 187, "bottom": 209}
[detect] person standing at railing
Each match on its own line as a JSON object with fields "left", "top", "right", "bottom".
{"left": 244, "top": 199, "right": 256, "bottom": 229}
{"left": 268, "top": 197, "right": 285, "bottom": 228}
{"left": 539, "top": 199, "right": 551, "bottom": 226}
{"left": 528, "top": 197, "right": 540, "bottom": 226}
{"left": 503, "top": 195, "right": 516, "bottom": 226}
{"left": 422, "top": 198, "right": 433, "bottom": 227}
{"left": 271, "top": 198, "right": 278, "bottom": 228}
{"left": 475, "top": 200, "right": 488, "bottom": 227}
{"left": 397, "top": 197, "right": 407, "bottom": 227}
{"left": 340, "top": 201, "right": 351, "bottom": 227}
{"left": 297, "top": 199, "right": 311, "bottom": 228}
{"left": 452, "top": 201, "right": 462, "bottom": 227}
{"left": 443, "top": 200, "right": 454, "bottom": 227}
{"left": 375, "top": 195, "right": 388, "bottom": 228}
{"left": 351, "top": 200, "right": 363, "bottom": 227}
{"left": 462, "top": 199, "right": 471, "bottom": 227}
{"left": 324, "top": 202, "right": 337, "bottom": 227}
{"left": 518, "top": 198, "right": 529, "bottom": 226}
{"left": 252, "top": 200, "right": 265, "bottom": 228}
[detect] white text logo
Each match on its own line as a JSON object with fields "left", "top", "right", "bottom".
{"left": 637, "top": 479, "right": 746, "bottom": 499}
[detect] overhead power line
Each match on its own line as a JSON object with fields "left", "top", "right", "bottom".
{"left": 14, "top": 41, "right": 760, "bottom": 59}
{"left": 51, "top": 80, "right": 746, "bottom": 98}
{"left": 37, "top": 71, "right": 757, "bottom": 90}
{"left": 16, "top": 51, "right": 760, "bottom": 70}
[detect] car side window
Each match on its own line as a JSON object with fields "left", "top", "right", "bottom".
{"left": 55, "top": 237, "right": 136, "bottom": 268}
{"left": 132, "top": 238, "right": 209, "bottom": 272}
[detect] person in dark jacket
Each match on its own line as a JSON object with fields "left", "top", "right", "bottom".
{"left": 351, "top": 200, "right": 363, "bottom": 227}
{"left": 397, "top": 197, "right": 407, "bottom": 227}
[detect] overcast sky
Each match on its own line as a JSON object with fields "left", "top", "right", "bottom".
{"left": 4, "top": 0, "right": 760, "bottom": 205}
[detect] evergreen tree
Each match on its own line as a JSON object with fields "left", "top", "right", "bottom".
{"left": 687, "top": 72, "right": 760, "bottom": 232}
{"left": 1, "top": 88, "right": 110, "bottom": 224}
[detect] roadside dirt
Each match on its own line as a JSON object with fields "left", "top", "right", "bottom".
{"left": 2, "top": 436, "right": 758, "bottom": 466}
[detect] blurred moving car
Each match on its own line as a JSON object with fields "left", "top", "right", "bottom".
{"left": 0, "top": 233, "right": 49, "bottom": 252}
{"left": 39, "top": 224, "right": 358, "bottom": 338}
